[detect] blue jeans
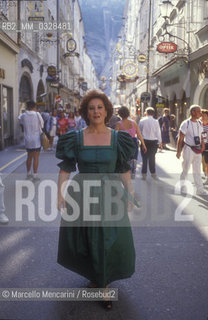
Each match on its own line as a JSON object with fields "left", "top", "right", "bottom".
{"left": 141, "top": 139, "right": 158, "bottom": 174}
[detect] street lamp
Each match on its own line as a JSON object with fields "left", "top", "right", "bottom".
{"left": 160, "top": 0, "right": 174, "bottom": 20}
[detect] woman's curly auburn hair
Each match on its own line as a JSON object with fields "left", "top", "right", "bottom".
{"left": 79, "top": 89, "right": 113, "bottom": 125}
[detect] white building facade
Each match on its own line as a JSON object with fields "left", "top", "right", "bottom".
{"left": 110, "top": 0, "right": 208, "bottom": 125}
{"left": 0, "top": 2, "right": 19, "bottom": 149}
{"left": 0, "top": 0, "right": 98, "bottom": 149}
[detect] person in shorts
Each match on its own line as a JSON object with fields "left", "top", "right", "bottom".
{"left": 201, "top": 109, "right": 208, "bottom": 184}
{"left": 19, "top": 100, "right": 44, "bottom": 181}
{"left": 176, "top": 105, "right": 208, "bottom": 195}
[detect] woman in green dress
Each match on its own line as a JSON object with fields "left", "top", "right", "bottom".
{"left": 56, "top": 90, "right": 137, "bottom": 309}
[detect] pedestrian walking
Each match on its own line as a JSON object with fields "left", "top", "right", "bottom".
{"left": 0, "top": 174, "right": 9, "bottom": 224}
{"left": 176, "top": 105, "right": 208, "bottom": 195}
{"left": 74, "top": 110, "right": 81, "bottom": 128}
{"left": 41, "top": 109, "right": 50, "bottom": 139}
{"left": 18, "top": 100, "right": 44, "bottom": 181}
{"left": 201, "top": 109, "right": 208, "bottom": 184}
{"left": 74, "top": 110, "right": 87, "bottom": 129}
{"left": 160, "top": 108, "right": 170, "bottom": 149}
{"left": 115, "top": 106, "right": 147, "bottom": 179}
{"left": 56, "top": 89, "right": 138, "bottom": 310}
{"left": 56, "top": 111, "right": 69, "bottom": 136}
{"left": 67, "top": 111, "right": 76, "bottom": 131}
{"left": 47, "top": 109, "right": 57, "bottom": 151}
{"left": 170, "top": 114, "right": 178, "bottom": 146}
{"left": 139, "top": 107, "right": 162, "bottom": 180}
{"left": 107, "top": 113, "right": 120, "bottom": 129}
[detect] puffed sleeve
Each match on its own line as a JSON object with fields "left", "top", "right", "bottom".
{"left": 115, "top": 131, "right": 136, "bottom": 173}
{"left": 56, "top": 131, "right": 77, "bottom": 173}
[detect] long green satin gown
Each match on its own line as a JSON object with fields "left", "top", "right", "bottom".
{"left": 56, "top": 129, "right": 136, "bottom": 287}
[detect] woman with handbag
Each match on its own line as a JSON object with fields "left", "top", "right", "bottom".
{"left": 201, "top": 109, "right": 208, "bottom": 184}
{"left": 115, "top": 106, "right": 147, "bottom": 179}
{"left": 47, "top": 109, "right": 57, "bottom": 151}
{"left": 18, "top": 100, "right": 43, "bottom": 181}
{"left": 57, "top": 111, "right": 69, "bottom": 136}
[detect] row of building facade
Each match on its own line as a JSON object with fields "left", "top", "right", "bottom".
{"left": 109, "top": 0, "right": 208, "bottom": 127}
{"left": 0, "top": 0, "right": 98, "bottom": 150}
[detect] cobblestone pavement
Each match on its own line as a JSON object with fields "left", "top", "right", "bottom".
{"left": 0, "top": 148, "right": 208, "bottom": 320}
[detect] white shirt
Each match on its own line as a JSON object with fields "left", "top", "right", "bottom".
{"left": 19, "top": 111, "right": 44, "bottom": 149}
{"left": 139, "top": 115, "right": 162, "bottom": 143}
{"left": 180, "top": 119, "right": 203, "bottom": 146}
{"left": 75, "top": 115, "right": 81, "bottom": 123}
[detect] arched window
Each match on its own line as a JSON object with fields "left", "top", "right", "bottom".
{"left": 36, "top": 80, "right": 45, "bottom": 102}
{"left": 19, "top": 75, "right": 32, "bottom": 102}
{"left": 203, "top": 86, "right": 208, "bottom": 109}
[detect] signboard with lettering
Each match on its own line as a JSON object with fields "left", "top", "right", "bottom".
{"left": 156, "top": 104, "right": 165, "bottom": 108}
{"left": 137, "top": 54, "right": 146, "bottom": 63}
{"left": 157, "top": 42, "right": 177, "bottom": 53}
{"left": 55, "top": 95, "right": 61, "bottom": 103}
{"left": 28, "top": 2, "right": 44, "bottom": 21}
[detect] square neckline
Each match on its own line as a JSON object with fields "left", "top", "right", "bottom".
{"left": 80, "top": 128, "right": 114, "bottom": 149}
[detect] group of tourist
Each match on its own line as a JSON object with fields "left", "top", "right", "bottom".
{"left": 43, "top": 109, "right": 87, "bottom": 144}
{"left": 1, "top": 90, "right": 208, "bottom": 312}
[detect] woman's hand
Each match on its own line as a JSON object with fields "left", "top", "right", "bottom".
{"left": 57, "top": 193, "right": 66, "bottom": 211}
{"left": 128, "top": 201, "right": 134, "bottom": 212}
{"left": 142, "top": 144, "right": 147, "bottom": 153}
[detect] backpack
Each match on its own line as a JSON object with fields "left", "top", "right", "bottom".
{"left": 176, "top": 120, "right": 190, "bottom": 146}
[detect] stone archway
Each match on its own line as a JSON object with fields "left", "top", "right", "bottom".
{"left": 19, "top": 73, "right": 33, "bottom": 113}
{"left": 202, "top": 85, "right": 208, "bottom": 109}
{"left": 179, "top": 91, "right": 187, "bottom": 123}
{"left": 36, "top": 79, "right": 45, "bottom": 111}
{"left": 193, "top": 78, "right": 208, "bottom": 107}
{"left": 169, "top": 92, "right": 177, "bottom": 115}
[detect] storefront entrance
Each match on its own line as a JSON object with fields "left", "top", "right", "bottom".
{"left": 0, "top": 85, "right": 13, "bottom": 149}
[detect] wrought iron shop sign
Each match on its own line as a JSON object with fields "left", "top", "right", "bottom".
{"left": 122, "top": 61, "right": 138, "bottom": 78}
{"left": 157, "top": 42, "right": 177, "bottom": 53}
{"left": 117, "top": 74, "right": 138, "bottom": 83}
{"left": 137, "top": 54, "right": 146, "bottom": 63}
{"left": 28, "top": 1, "right": 44, "bottom": 21}
{"left": 66, "top": 38, "right": 76, "bottom": 53}
{"left": 80, "top": 82, "right": 88, "bottom": 91}
{"left": 47, "top": 66, "right": 57, "bottom": 77}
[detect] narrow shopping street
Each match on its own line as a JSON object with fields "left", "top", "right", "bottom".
{"left": 0, "top": 146, "right": 208, "bottom": 320}
{"left": 1, "top": 0, "right": 208, "bottom": 319}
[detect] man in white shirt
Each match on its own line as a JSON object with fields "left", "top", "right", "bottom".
{"left": 139, "top": 107, "right": 162, "bottom": 180}
{"left": 176, "top": 104, "right": 208, "bottom": 195}
{"left": 19, "top": 101, "right": 44, "bottom": 181}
